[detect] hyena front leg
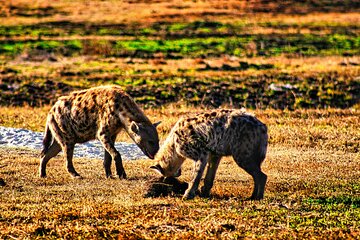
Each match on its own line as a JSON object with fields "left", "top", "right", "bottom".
{"left": 39, "top": 140, "right": 61, "bottom": 178}
{"left": 99, "top": 133, "right": 126, "bottom": 179}
{"left": 183, "top": 153, "right": 209, "bottom": 200}
{"left": 64, "top": 143, "right": 81, "bottom": 178}
{"left": 200, "top": 154, "right": 222, "bottom": 197}
{"left": 103, "top": 135, "right": 117, "bottom": 178}
{"left": 104, "top": 149, "right": 112, "bottom": 178}
{"left": 114, "top": 152, "right": 126, "bottom": 179}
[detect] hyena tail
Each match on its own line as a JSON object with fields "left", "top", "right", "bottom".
{"left": 40, "top": 120, "right": 53, "bottom": 158}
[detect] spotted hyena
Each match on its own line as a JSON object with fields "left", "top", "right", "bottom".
{"left": 39, "top": 85, "right": 160, "bottom": 179}
{"left": 151, "top": 109, "right": 268, "bottom": 200}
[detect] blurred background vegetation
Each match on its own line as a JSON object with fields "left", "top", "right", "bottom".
{"left": 0, "top": 0, "right": 359, "bottom": 109}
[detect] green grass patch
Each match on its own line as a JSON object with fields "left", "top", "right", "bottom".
{"left": 0, "top": 40, "right": 82, "bottom": 56}
{"left": 2, "top": 34, "right": 358, "bottom": 57}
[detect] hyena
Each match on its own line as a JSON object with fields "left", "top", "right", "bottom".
{"left": 39, "top": 85, "right": 160, "bottom": 179}
{"left": 151, "top": 109, "right": 268, "bottom": 200}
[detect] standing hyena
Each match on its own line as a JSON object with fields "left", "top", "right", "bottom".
{"left": 151, "top": 109, "right": 268, "bottom": 200}
{"left": 39, "top": 85, "right": 160, "bottom": 179}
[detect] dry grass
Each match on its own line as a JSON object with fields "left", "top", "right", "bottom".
{"left": 0, "top": 105, "right": 50, "bottom": 132}
{"left": 0, "top": 107, "right": 359, "bottom": 238}
{"left": 3, "top": 55, "right": 359, "bottom": 77}
{"left": 0, "top": 144, "right": 359, "bottom": 239}
{"left": 1, "top": 0, "right": 359, "bottom": 26}
{"left": 0, "top": 0, "right": 359, "bottom": 238}
{"left": 1, "top": 105, "right": 358, "bottom": 152}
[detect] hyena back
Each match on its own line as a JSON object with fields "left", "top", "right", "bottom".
{"left": 40, "top": 85, "right": 160, "bottom": 179}
{"left": 151, "top": 109, "right": 268, "bottom": 200}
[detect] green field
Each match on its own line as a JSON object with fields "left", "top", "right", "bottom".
{"left": 0, "top": 0, "right": 359, "bottom": 239}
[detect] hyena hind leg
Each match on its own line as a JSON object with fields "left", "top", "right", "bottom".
{"left": 234, "top": 156, "right": 267, "bottom": 200}
{"left": 39, "top": 140, "right": 61, "bottom": 178}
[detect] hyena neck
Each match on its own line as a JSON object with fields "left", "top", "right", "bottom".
{"left": 119, "top": 101, "right": 151, "bottom": 126}
{"left": 157, "top": 136, "right": 185, "bottom": 176}
{"left": 158, "top": 135, "right": 177, "bottom": 165}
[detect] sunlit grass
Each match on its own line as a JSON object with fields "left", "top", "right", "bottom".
{"left": 1, "top": 0, "right": 359, "bottom": 26}
{"left": 0, "top": 0, "right": 359, "bottom": 238}
{"left": 0, "top": 143, "right": 358, "bottom": 238}
{"left": 1, "top": 106, "right": 359, "bottom": 152}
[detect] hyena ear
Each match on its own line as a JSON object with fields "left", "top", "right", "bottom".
{"left": 153, "top": 121, "right": 161, "bottom": 128}
{"left": 150, "top": 164, "right": 164, "bottom": 175}
{"left": 130, "top": 121, "right": 139, "bottom": 133}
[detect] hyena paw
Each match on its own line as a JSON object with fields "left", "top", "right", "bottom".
{"left": 199, "top": 188, "right": 210, "bottom": 198}
{"left": 182, "top": 190, "right": 196, "bottom": 200}
{"left": 69, "top": 170, "right": 82, "bottom": 179}
{"left": 39, "top": 172, "right": 46, "bottom": 178}
{"left": 249, "top": 194, "right": 264, "bottom": 201}
{"left": 118, "top": 171, "right": 127, "bottom": 179}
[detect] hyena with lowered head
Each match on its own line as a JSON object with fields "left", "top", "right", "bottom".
{"left": 39, "top": 85, "right": 160, "bottom": 179}
{"left": 151, "top": 109, "right": 268, "bottom": 200}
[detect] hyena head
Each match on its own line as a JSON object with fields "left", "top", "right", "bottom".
{"left": 150, "top": 150, "right": 185, "bottom": 177}
{"left": 128, "top": 121, "right": 161, "bottom": 159}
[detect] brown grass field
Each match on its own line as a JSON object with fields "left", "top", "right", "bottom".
{"left": 0, "top": 107, "right": 359, "bottom": 239}
{"left": 0, "top": 0, "right": 360, "bottom": 239}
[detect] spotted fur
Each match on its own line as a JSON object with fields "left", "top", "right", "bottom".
{"left": 151, "top": 109, "right": 268, "bottom": 200}
{"left": 39, "top": 85, "right": 160, "bottom": 179}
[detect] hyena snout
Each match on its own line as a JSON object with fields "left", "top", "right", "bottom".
{"left": 130, "top": 121, "right": 161, "bottom": 159}
{"left": 141, "top": 139, "right": 159, "bottom": 159}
